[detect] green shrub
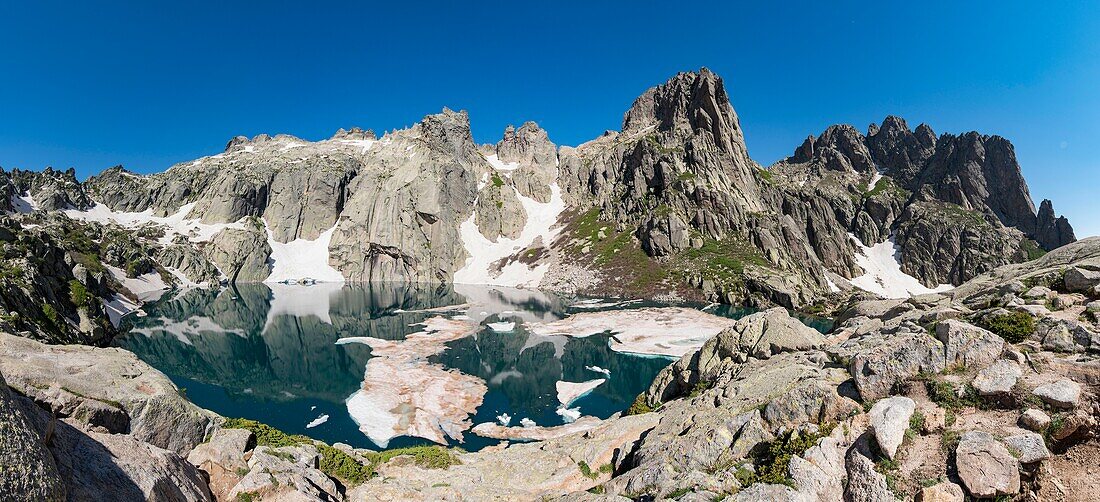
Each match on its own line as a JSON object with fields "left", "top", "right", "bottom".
{"left": 69, "top": 280, "right": 92, "bottom": 308}
{"left": 577, "top": 461, "right": 612, "bottom": 479}
{"left": 222, "top": 418, "right": 306, "bottom": 448}
{"left": 909, "top": 410, "right": 926, "bottom": 434}
{"left": 41, "top": 304, "right": 61, "bottom": 327}
{"left": 746, "top": 424, "right": 836, "bottom": 487}
{"left": 980, "top": 312, "right": 1035, "bottom": 343}
{"left": 222, "top": 418, "right": 458, "bottom": 485}
{"left": 491, "top": 174, "right": 504, "bottom": 187}
{"left": 365, "top": 445, "right": 461, "bottom": 470}
{"left": 686, "top": 380, "right": 711, "bottom": 399}
{"left": 317, "top": 443, "right": 371, "bottom": 484}
{"left": 625, "top": 393, "right": 653, "bottom": 415}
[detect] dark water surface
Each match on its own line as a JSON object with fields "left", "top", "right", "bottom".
{"left": 115, "top": 283, "right": 829, "bottom": 451}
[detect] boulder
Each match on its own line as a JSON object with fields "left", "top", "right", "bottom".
{"left": 829, "top": 329, "right": 946, "bottom": 401}
{"left": 845, "top": 450, "right": 895, "bottom": 502}
{"left": 348, "top": 413, "right": 659, "bottom": 500}
{"left": 934, "top": 320, "right": 1004, "bottom": 368}
{"left": 647, "top": 308, "right": 825, "bottom": 403}
{"left": 869, "top": 396, "right": 915, "bottom": 459}
{"left": 1064, "top": 267, "right": 1100, "bottom": 293}
{"left": 955, "top": 431, "right": 1020, "bottom": 498}
{"left": 1032, "top": 379, "right": 1082, "bottom": 409}
{"left": 971, "top": 360, "right": 1022, "bottom": 396}
{"left": 919, "top": 481, "right": 964, "bottom": 502}
{"left": 1002, "top": 432, "right": 1050, "bottom": 464}
{"left": 1018, "top": 409, "right": 1051, "bottom": 431}
{"left": 230, "top": 444, "right": 340, "bottom": 502}
{"left": 187, "top": 428, "right": 255, "bottom": 500}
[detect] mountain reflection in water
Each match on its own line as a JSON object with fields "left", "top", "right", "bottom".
{"left": 115, "top": 282, "right": 829, "bottom": 451}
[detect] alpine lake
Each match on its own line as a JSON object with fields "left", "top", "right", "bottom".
{"left": 114, "top": 283, "right": 832, "bottom": 452}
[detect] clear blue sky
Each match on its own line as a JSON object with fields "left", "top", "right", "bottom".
{"left": 1, "top": 1, "right": 1097, "bottom": 236}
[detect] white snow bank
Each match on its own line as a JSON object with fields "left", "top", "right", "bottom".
{"left": 10, "top": 194, "right": 37, "bottom": 213}
{"left": 102, "top": 295, "right": 140, "bottom": 327}
{"left": 485, "top": 154, "right": 519, "bottom": 172}
{"left": 556, "top": 379, "right": 605, "bottom": 406}
{"left": 65, "top": 202, "right": 245, "bottom": 245}
{"left": 106, "top": 265, "right": 169, "bottom": 302}
{"left": 306, "top": 414, "right": 329, "bottom": 428}
{"left": 487, "top": 321, "right": 516, "bottom": 332}
{"left": 453, "top": 183, "right": 565, "bottom": 288}
{"left": 520, "top": 417, "right": 536, "bottom": 427}
{"left": 848, "top": 234, "right": 953, "bottom": 299}
{"left": 263, "top": 222, "right": 345, "bottom": 283}
{"left": 528, "top": 307, "right": 736, "bottom": 357}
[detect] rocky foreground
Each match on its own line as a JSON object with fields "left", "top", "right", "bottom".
{"left": 1, "top": 238, "right": 1097, "bottom": 501}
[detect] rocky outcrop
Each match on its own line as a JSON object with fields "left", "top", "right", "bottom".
{"left": 646, "top": 308, "right": 826, "bottom": 403}
{"left": 0, "top": 333, "right": 217, "bottom": 455}
{"left": 0, "top": 371, "right": 65, "bottom": 501}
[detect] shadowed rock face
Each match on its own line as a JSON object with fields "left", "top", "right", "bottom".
{"left": 774, "top": 114, "right": 1076, "bottom": 289}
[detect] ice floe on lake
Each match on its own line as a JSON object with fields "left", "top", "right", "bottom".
{"left": 556, "top": 379, "right": 605, "bottom": 406}
{"left": 586, "top": 365, "right": 612, "bottom": 377}
{"left": 340, "top": 316, "right": 487, "bottom": 447}
{"left": 528, "top": 307, "right": 736, "bottom": 357}
{"left": 472, "top": 416, "right": 602, "bottom": 441}
{"left": 306, "top": 414, "right": 329, "bottom": 428}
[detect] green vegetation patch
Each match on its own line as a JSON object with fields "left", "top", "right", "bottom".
{"left": 979, "top": 312, "right": 1036, "bottom": 343}
{"left": 491, "top": 173, "right": 504, "bottom": 188}
{"left": 739, "top": 423, "right": 836, "bottom": 487}
{"left": 563, "top": 208, "right": 670, "bottom": 292}
{"left": 68, "top": 280, "right": 93, "bottom": 309}
{"left": 1019, "top": 239, "right": 1047, "bottom": 261}
{"left": 577, "top": 460, "right": 613, "bottom": 479}
{"left": 625, "top": 393, "right": 654, "bottom": 415}
{"left": 222, "top": 418, "right": 460, "bottom": 484}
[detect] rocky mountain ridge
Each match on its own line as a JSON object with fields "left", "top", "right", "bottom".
{"left": 0, "top": 68, "right": 1077, "bottom": 343}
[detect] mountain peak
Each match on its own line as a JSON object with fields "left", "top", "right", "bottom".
{"left": 621, "top": 68, "right": 748, "bottom": 160}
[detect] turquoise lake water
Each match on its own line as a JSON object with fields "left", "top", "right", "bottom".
{"left": 115, "top": 283, "right": 830, "bottom": 452}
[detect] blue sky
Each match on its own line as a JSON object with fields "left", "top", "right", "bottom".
{"left": 1, "top": 1, "right": 1097, "bottom": 236}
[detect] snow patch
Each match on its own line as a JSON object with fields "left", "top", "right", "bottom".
{"left": 102, "top": 295, "right": 140, "bottom": 327}
{"left": 64, "top": 202, "right": 245, "bottom": 245}
{"left": 10, "top": 193, "right": 37, "bottom": 213}
{"left": 555, "top": 406, "right": 581, "bottom": 423}
{"left": 496, "top": 413, "right": 512, "bottom": 426}
{"left": 487, "top": 321, "right": 515, "bottom": 332}
{"left": 848, "top": 233, "right": 953, "bottom": 299}
{"left": 263, "top": 222, "right": 345, "bottom": 283}
{"left": 453, "top": 183, "right": 565, "bottom": 288}
{"left": 485, "top": 154, "right": 519, "bottom": 172}
{"left": 520, "top": 418, "right": 536, "bottom": 428}
{"left": 106, "top": 265, "right": 169, "bottom": 302}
